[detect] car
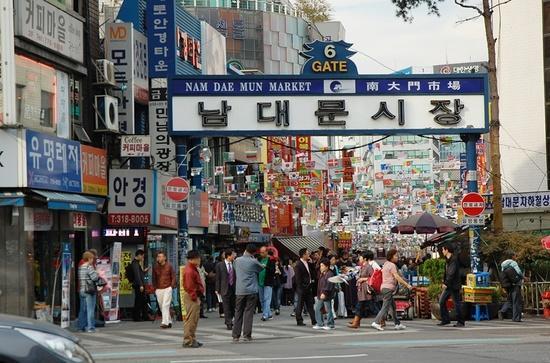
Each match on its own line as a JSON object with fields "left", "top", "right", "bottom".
{"left": 0, "top": 313, "right": 94, "bottom": 363}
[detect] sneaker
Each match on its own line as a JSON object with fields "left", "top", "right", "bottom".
{"left": 243, "top": 336, "right": 253, "bottom": 342}
{"left": 261, "top": 317, "right": 267, "bottom": 322}
{"left": 290, "top": 312, "right": 296, "bottom": 317}
{"left": 85, "top": 329, "right": 96, "bottom": 333}
{"left": 275, "top": 310, "right": 280, "bottom": 316}
{"left": 394, "top": 324, "right": 406, "bottom": 330}
{"left": 323, "top": 326, "right": 335, "bottom": 330}
{"left": 312, "top": 325, "right": 324, "bottom": 330}
{"left": 453, "top": 322, "right": 465, "bottom": 328}
{"left": 437, "top": 321, "right": 451, "bottom": 326}
{"left": 232, "top": 337, "right": 240, "bottom": 343}
{"left": 371, "top": 322, "right": 384, "bottom": 331}
{"left": 268, "top": 316, "right": 273, "bottom": 321}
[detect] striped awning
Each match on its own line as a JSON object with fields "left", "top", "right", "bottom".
{"left": 32, "top": 190, "right": 100, "bottom": 213}
{"left": 0, "top": 191, "right": 25, "bottom": 207}
{"left": 273, "top": 236, "right": 326, "bottom": 258}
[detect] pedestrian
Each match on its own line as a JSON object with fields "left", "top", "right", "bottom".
{"left": 294, "top": 248, "right": 317, "bottom": 327}
{"left": 77, "top": 249, "right": 98, "bottom": 331}
{"left": 271, "top": 256, "right": 285, "bottom": 316}
{"left": 130, "top": 249, "right": 150, "bottom": 322}
{"left": 232, "top": 244, "right": 265, "bottom": 342}
{"left": 182, "top": 250, "right": 205, "bottom": 348}
{"left": 437, "top": 244, "right": 465, "bottom": 328}
{"left": 215, "top": 248, "right": 236, "bottom": 330}
{"left": 498, "top": 250, "right": 523, "bottom": 322}
{"left": 198, "top": 262, "right": 208, "bottom": 319}
{"left": 313, "top": 258, "right": 335, "bottom": 330}
{"left": 371, "top": 249, "right": 413, "bottom": 331}
{"left": 282, "top": 258, "right": 295, "bottom": 306}
{"left": 204, "top": 256, "right": 217, "bottom": 313}
{"left": 348, "top": 250, "right": 377, "bottom": 329}
{"left": 258, "top": 246, "right": 275, "bottom": 321}
{"left": 152, "top": 251, "right": 176, "bottom": 329}
{"left": 78, "top": 251, "right": 102, "bottom": 333}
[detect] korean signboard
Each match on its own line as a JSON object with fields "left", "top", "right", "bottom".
{"left": 121, "top": 135, "right": 151, "bottom": 157}
{"left": 105, "top": 23, "right": 148, "bottom": 134}
{"left": 81, "top": 145, "right": 108, "bottom": 196}
{"left": 176, "top": 27, "right": 201, "bottom": 70}
{"left": 434, "top": 62, "right": 487, "bottom": 75}
{"left": 108, "top": 169, "right": 177, "bottom": 228}
{"left": 149, "top": 78, "right": 174, "bottom": 172}
{"left": 14, "top": 0, "right": 84, "bottom": 63}
{"left": 26, "top": 129, "right": 81, "bottom": 193}
{"left": 188, "top": 192, "right": 209, "bottom": 228}
{"left": 170, "top": 75, "right": 489, "bottom": 137}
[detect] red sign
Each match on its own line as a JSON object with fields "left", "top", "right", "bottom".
{"left": 108, "top": 213, "right": 151, "bottom": 226}
{"left": 73, "top": 213, "right": 87, "bottom": 229}
{"left": 166, "top": 177, "right": 190, "bottom": 202}
{"left": 542, "top": 236, "right": 550, "bottom": 251}
{"left": 461, "top": 192, "right": 486, "bottom": 217}
{"left": 375, "top": 172, "right": 384, "bottom": 180}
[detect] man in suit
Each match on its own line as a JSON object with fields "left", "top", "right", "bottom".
{"left": 294, "top": 248, "right": 317, "bottom": 327}
{"left": 215, "top": 248, "right": 236, "bottom": 330}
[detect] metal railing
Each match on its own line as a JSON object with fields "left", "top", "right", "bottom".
{"left": 521, "top": 282, "right": 550, "bottom": 316}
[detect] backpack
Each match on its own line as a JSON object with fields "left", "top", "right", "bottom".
{"left": 501, "top": 266, "right": 521, "bottom": 288}
{"left": 368, "top": 268, "right": 383, "bottom": 293}
{"left": 125, "top": 262, "right": 135, "bottom": 284}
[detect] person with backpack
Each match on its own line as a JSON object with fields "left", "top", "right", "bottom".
{"left": 348, "top": 250, "right": 378, "bottom": 328}
{"left": 371, "top": 249, "right": 412, "bottom": 331}
{"left": 128, "top": 249, "right": 150, "bottom": 322}
{"left": 498, "top": 251, "right": 524, "bottom": 322}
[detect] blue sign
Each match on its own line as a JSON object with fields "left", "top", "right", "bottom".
{"left": 26, "top": 130, "right": 82, "bottom": 193}
{"left": 460, "top": 152, "right": 467, "bottom": 192}
{"left": 171, "top": 75, "right": 486, "bottom": 96}
{"left": 301, "top": 41, "right": 358, "bottom": 76}
{"left": 147, "top": 0, "right": 176, "bottom": 78}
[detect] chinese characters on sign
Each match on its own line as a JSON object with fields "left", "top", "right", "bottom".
{"left": 26, "top": 129, "right": 81, "bottom": 193}
{"left": 15, "top": 0, "right": 84, "bottom": 63}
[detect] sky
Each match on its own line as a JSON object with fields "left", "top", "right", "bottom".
{"left": 327, "top": 0, "right": 488, "bottom": 74}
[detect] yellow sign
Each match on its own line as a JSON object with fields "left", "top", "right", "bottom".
{"left": 119, "top": 251, "right": 133, "bottom": 295}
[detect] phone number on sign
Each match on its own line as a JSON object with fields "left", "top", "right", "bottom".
{"left": 108, "top": 214, "right": 151, "bottom": 225}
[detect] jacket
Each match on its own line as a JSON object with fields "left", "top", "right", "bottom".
{"left": 152, "top": 262, "right": 176, "bottom": 290}
{"left": 444, "top": 255, "right": 461, "bottom": 290}
{"left": 78, "top": 263, "right": 100, "bottom": 295}
{"left": 234, "top": 252, "right": 264, "bottom": 296}
{"left": 357, "top": 263, "right": 374, "bottom": 301}
{"left": 131, "top": 259, "right": 146, "bottom": 288}
{"left": 183, "top": 263, "right": 205, "bottom": 301}
{"left": 317, "top": 270, "right": 335, "bottom": 300}
{"left": 215, "top": 259, "right": 236, "bottom": 297}
{"left": 294, "top": 259, "right": 315, "bottom": 295}
{"left": 259, "top": 257, "right": 276, "bottom": 287}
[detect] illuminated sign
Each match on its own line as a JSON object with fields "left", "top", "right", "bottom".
{"left": 102, "top": 227, "right": 146, "bottom": 238}
{"left": 176, "top": 27, "right": 201, "bottom": 70}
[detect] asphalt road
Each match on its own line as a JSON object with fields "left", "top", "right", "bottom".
{"left": 77, "top": 306, "right": 550, "bottom": 363}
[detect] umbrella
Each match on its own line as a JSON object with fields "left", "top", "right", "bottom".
{"left": 391, "top": 212, "right": 459, "bottom": 235}
{"left": 420, "top": 225, "right": 469, "bottom": 249}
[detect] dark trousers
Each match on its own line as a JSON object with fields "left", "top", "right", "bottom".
{"left": 439, "top": 287, "right": 464, "bottom": 324}
{"left": 355, "top": 299, "right": 378, "bottom": 318}
{"left": 232, "top": 294, "right": 257, "bottom": 339}
{"left": 500, "top": 285, "right": 522, "bottom": 321}
{"left": 295, "top": 289, "right": 316, "bottom": 325}
{"left": 222, "top": 288, "right": 236, "bottom": 327}
{"left": 283, "top": 288, "right": 294, "bottom": 306}
{"left": 133, "top": 287, "right": 148, "bottom": 321}
{"left": 206, "top": 283, "right": 216, "bottom": 310}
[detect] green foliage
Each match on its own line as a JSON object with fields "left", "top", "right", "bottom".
{"left": 419, "top": 258, "right": 446, "bottom": 284}
{"left": 427, "top": 283, "right": 443, "bottom": 302}
{"left": 390, "top": 0, "right": 445, "bottom": 22}
{"left": 480, "top": 231, "right": 550, "bottom": 281}
{"left": 295, "top": 0, "right": 332, "bottom": 23}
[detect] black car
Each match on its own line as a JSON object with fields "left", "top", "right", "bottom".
{"left": 0, "top": 314, "right": 94, "bottom": 363}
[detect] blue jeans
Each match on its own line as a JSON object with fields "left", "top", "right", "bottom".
{"left": 314, "top": 298, "right": 334, "bottom": 328}
{"left": 259, "top": 286, "right": 273, "bottom": 318}
{"left": 271, "top": 285, "right": 283, "bottom": 310}
{"left": 79, "top": 292, "right": 97, "bottom": 331}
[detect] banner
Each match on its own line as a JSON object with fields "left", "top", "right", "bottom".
{"left": 60, "top": 243, "right": 71, "bottom": 329}
{"left": 109, "top": 242, "right": 122, "bottom": 322}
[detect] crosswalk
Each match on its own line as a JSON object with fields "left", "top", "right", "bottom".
{"left": 77, "top": 317, "right": 550, "bottom": 348}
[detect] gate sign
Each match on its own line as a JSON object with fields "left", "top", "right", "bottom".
{"left": 169, "top": 74, "right": 488, "bottom": 137}
{"left": 461, "top": 192, "right": 486, "bottom": 217}
{"left": 166, "top": 177, "right": 190, "bottom": 202}
{"left": 301, "top": 41, "right": 358, "bottom": 75}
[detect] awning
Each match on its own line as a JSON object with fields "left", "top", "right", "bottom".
{"left": 0, "top": 192, "right": 25, "bottom": 207}
{"left": 32, "top": 190, "right": 99, "bottom": 213}
{"left": 273, "top": 236, "right": 325, "bottom": 257}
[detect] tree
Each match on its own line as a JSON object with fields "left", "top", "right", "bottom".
{"left": 390, "top": 0, "right": 508, "bottom": 234}
{"left": 295, "top": 0, "right": 332, "bottom": 23}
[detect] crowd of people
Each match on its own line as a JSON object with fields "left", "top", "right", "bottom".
{"left": 75, "top": 243, "right": 525, "bottom": 349}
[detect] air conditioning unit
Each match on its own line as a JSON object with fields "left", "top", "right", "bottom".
{"left": 95, "top": 59, "right": 116, "bottom": 86}
{"left": 95, "top": 95, "right": 119, "bottom": 132}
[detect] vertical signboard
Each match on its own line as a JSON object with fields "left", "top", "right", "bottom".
{"left": 156, "top": 172, "right": 178, "bottom": 228}
{"left": 460, "top": 152, "right": 467, "bottom": 193}
{"left": 26, "top": 130, "right": 82, "bottom": 193}
{"left": 0, "top": 0, "right": 17, "bottom": 126}
{"left": 148, "top": 0, "right": 175, "bottom": 172}
{"left": 105, "top": 22, "right": 133, "bottom": 134}
{"left": 60, "top": 242, "right": 71, "bottom": 329}
{"left": 56, "top": 70, "right": 70, "bottom": 139}
{"left": 81, "top": 145, "right": 108, "bottom": 196}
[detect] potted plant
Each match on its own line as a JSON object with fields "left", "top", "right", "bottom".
{"left": 419, "top": 258, "right": 446, "bottom": 320}
{"left": 542, "top": 291, "right": 550, "bottom": 319}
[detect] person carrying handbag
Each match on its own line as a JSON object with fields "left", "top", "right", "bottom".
{"left": 78, "top": 251, "right": 105, "bottom": 333}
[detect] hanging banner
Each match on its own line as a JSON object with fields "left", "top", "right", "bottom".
{"left": 60, "top": 242, "right": 71, "bottom": 329}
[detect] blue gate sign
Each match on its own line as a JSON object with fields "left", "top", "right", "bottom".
{"left": 169, "top": 74, "right": 489, "bottom": 137}
{"left": 26, "top": 130, "right": 82, "bottom": 193}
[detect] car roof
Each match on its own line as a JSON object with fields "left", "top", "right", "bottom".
{"left": 0, "top": 314, "right": 78, "bottom": 342}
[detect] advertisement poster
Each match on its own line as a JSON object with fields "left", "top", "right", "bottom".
{"left": 120, "top": 251, "right": 133, "bottom": 295}
{"left": 96, "top": 258, "right": 113, "bottom": 321}
{"left": 60, "top": 243, "right": 71, "bottom": 329}
{"left": 109, "top": 242, "right": 122, "bottom": 322}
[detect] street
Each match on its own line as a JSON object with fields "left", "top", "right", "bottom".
{"left": 77, "top": 307, "right": 550, "bottom": 363}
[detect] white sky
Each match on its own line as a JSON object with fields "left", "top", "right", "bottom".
{"left": 327, "top": 0, "right": 488, "bottom": 74}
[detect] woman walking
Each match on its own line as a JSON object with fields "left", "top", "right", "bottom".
{"left": 371, "top": 249, "right": 413, "bottom": 331}
{"left": 348, "top": 250, "right": 377, "bottom": 328}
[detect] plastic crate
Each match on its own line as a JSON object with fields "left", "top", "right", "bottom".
{"left": 466, "top": 272, "right": 490, "bottom": 288}
{"left": 463, "top": 286, "right": 495, "bottom": 304}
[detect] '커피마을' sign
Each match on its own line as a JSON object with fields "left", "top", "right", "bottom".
{"left": 170, "top": 75, "right": 488, "bottom": 137}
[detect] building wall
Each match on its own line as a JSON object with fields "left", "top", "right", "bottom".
{"left": 497, "top": 0, "right": 547, "bottom": 192}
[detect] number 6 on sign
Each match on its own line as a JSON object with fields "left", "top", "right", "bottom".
{"left": 324, "top": 44, "right": 336, "bottom": 58}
